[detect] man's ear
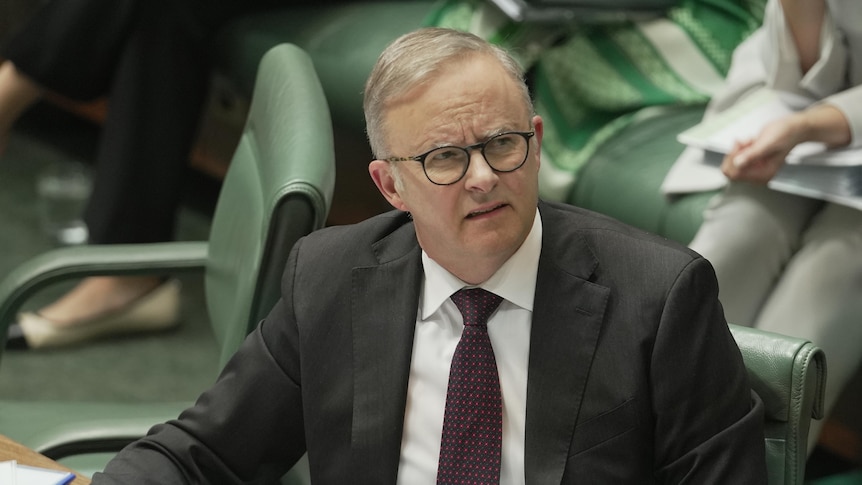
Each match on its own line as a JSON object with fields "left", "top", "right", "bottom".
{"left": 532, "top": 114, "right": 544, "bottom": 170}
{"left": 532, "top": 115, "right": 544, "bottom": 145}
{"left": 369, "top": 160, "right": 408, "bottom": 211}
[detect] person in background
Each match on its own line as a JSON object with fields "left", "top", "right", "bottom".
{"left": 91, "top": 27, "right": 766, "bottom": 484}
{"left": 682, "top": 0, "right": 862, "bottom": 449}
{"left": 0, "top": 0, "right": 348, "bottom": 349}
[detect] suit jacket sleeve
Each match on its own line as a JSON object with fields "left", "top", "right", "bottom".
{"left": 92, "top": 241, "right": 310, "bottom": 484}
{"left": 651, "top": 257, "right": 767, "bottom": 483}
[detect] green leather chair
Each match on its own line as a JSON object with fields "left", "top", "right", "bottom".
{"left": 0, "top": 43, "right": 335, "bottom": 479}
{"left": 730, "top": 324, "right": 827, "bottom": 485}
{"left": 564, "top": 104, "right": 715, "bottom": 245}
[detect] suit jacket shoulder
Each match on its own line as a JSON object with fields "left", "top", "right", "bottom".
{"left": 538, "top": 200, "right": 704, "bottom": 286}
{"left": 531, "top": 201, "right": 766, "bottom": 484}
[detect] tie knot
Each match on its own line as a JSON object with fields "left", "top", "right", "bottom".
{"left": 451, "top": 288, "right": 503, "bottom": 328}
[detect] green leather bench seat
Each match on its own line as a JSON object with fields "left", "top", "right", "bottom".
{"left": 566, "top": 105, "right": 716, "bottom": 245}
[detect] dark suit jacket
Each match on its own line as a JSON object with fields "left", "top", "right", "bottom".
{"left": 96, "top": 201, "right": 767, "bottom": 484}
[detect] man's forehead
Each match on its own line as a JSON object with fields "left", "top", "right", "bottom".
{"left": 383, "top": 62, "right": 527, "bottom": 148}
{"left": 384, "top": 112, "right": 524, "bottom": 154}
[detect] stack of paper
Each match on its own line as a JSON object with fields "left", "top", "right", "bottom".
{"left": 673, "top": 89, "right": 862, "bottom": 209}
{"left": 0, "top": 460, "right": 76, "bottom": 485}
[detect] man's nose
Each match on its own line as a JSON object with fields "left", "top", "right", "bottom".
{"left": 463, "top": 150, "right": 498, "bottom": 191}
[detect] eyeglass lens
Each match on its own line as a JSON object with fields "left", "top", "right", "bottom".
{"left": 424, "top": 133, "right": 529, "bottom": 184}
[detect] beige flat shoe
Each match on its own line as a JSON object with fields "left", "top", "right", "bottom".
{"left": 10, "top": 279, "right": 182, "bottom": 350}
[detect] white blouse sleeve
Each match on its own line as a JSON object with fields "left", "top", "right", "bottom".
{"left": 762, "top": 0, "right": 862, "bottom": 147}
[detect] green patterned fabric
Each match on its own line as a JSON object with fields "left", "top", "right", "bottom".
{"left": 422, "top": 0, "right": 767, "bottom": 201}
{"left": 423, "top": 0, "right": 564, "bottom": 69}
{"left": 534, "top": 0, "right": 766, "bottom": 199}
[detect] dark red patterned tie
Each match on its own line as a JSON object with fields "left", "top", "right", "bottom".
{"left": 437, "top": 288, "right": 504, "bottom": 485}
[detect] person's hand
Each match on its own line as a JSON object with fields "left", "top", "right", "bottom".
{"left": 720, "top": 113, "right": 804, "bottom": 184}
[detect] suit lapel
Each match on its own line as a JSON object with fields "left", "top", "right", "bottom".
{"left": 524, "top": 204, "right": 610, "bottom": 483}
{"left": 344, "top": 205, "right": 611, "bottom": 482}
{"left": 350, "top": 223, "right": 422, "bottom": 484}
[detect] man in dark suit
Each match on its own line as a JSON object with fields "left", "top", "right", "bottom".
{"left": 94, "top": 27, "right": 767, "bottom": 484}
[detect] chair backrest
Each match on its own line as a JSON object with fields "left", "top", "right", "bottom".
{"left": 204, "top": 43, "right": 335, "bottom": 366}
{"left": 729, "top": 324, "right": 827, "bottom": 485}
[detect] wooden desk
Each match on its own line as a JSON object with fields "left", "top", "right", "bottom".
{"left": 0, "top": 434, "right": 91, "bottom": 485}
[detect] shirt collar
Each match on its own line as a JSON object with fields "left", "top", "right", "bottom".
{"left": 421, "top": 208, "right": 542, "bottom": 319}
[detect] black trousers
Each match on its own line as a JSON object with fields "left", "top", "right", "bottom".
{"left": 3, "top": 0, "right": 312, "bottom": 244}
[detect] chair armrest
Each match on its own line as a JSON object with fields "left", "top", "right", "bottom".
{"left": 729, "top": 323, "right": 826, "bottom": 484}
{"left": 729, "top": 323, "right": 826, "bottom": 421}
{"left": 4, "top": 400, "right": 193, "bottom": 459}
{"left": 0, "top": 242, "right": 208, "bottom": 340}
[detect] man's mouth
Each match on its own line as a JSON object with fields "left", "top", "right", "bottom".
{"left": 466, "top": 204, "right": 506, "bottom": 218}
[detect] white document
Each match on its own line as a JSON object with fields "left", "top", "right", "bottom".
{"left": 670, "top": 89, "right": 862, "bottom": 210}
{"left": 0, "top": 460, "right": 16, "bottom": 484}
{"left": 677, "top": 89, "right": 862, "bottom": 167}
{"left": 0, "top": 460, "right": 76, "bottom": 485}
{"left": 661, "top": 145, "right": 728, "bottom": 194}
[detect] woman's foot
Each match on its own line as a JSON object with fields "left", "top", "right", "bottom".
{"left": 7, "top": 276, "right": 182, "bottom": 349}
{"left": 0, "top": 60, "right": 43, "bottom": 156}
{"left": 39, "top": 275, "right": 164, "bottom": 326}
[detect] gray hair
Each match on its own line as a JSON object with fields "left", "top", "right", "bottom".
{"left": 363, "top": 27, "right": 532, "bottom": 159}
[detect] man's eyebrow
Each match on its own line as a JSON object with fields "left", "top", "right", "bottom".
{"left": 470, "top": 128, "right": 517, "bottom": 142}
{"left": 426, "top": 125, "right": 523, "bottom": 149}
{"left": 486, "top": 122, "right": 531, "bottom": 137}
{"left": 485, "top": 127, "right": 512, "bottom": 137}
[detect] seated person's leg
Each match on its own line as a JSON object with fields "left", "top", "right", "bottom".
{"left": 753, "top": 202, "right": 862, "bottom": 451}
{"left": 0, "top": 61, "right": 42, "bottom": 155}
{"left": 689, "top": 183, "right": 821, "bottom": 325}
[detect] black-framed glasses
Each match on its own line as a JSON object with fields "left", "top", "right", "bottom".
{"left": 386, "top": 131, "right": 535, "bottom": 185}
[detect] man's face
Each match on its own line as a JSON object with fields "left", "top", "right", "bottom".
{"left": 369, "top": 53, "right": 543, "bottom": 283}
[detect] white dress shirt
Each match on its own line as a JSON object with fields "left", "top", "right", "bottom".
{"left": 397, "top": 210, "right": 542, "bottom": 484}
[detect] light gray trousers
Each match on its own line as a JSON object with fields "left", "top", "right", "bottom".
{"left": 690, "top": 183, "right": 862, "bottom": 450}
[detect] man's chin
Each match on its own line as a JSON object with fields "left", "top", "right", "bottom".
{"left": 465, "top": 232, "right": 524, "bottom": 260}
